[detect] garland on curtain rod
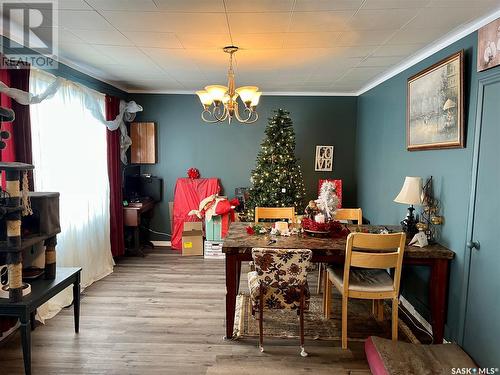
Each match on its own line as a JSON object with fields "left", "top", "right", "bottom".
{"left": 0, "top": 73, "right": 142, "bottom": 164}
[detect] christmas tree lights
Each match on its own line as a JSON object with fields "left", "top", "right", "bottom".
{"left": 245, "top": 109, "right": 306, "bottom": 220}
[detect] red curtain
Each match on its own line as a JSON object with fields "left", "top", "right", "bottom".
{"left": 106, "top": 95, "right": 125, "bottom": 257}
{"left": 0, "top": 66, "right": 15, "bottom": 162}
{"left": 10, "top": 62, "right": 33, "bottom": 189}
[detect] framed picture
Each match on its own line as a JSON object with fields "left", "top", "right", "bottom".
{"left": 407, "top": 50, "right": 464, "bottom": 151}
{"left": 478, "top": 18, "right": 500, "bottom": 72}
{"left": 315, "top": 146, "right": 333, "bottom": 171}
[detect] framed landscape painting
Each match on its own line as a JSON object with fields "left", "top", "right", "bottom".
{"left": 407, "top": 51, "right": 464, "bottom": 151}
{"left": 478, "top": 18, "right": 500, "bottom": 72}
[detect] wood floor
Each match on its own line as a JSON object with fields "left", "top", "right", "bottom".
{"left": 0, "top": 249, "right": 370, "bottom": 374}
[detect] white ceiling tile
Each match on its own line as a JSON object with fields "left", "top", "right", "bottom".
{"left": 337, "top": 29, "right": 396, "bottom": 46}
{"left": 103, "top": 11, "right": 228, "bottom": 33}
{"left": 58, "top": 28, "right": 85, "bottom": 44}
{"left": 86, "top": 0, "right": 158, "bottom": 11}
{"left": 122, "top": 31, "right": 183, "bottom": 48}
{"left": 118, "top": 79, "right": 185, "bottom": 91}
{"left": 289, "top": 11, "right": 354, "bottom": 32}
{"left": 348, "top": 9, "right": 418, "bottom": 30}
{"left": 387, "top": 27, "right": 450, "bottom": 44}
{"left": 233, "top": 33, "right": 287, "bottom": 49}
{"left": 58, "top": 10, "right": 114, "bottom": 30}
{"left": 328, "top": 45, "right": 379, "bottom": 58}
{"left": 91, "top": 45, "right": 156, "bottom": 66}
{"left": 371, "top": 43, "right": 425, "bottom": 57}
{"left": 283, "top": 32, "right": 342, "bottom": 48}
{"left": 70, "top": 29, "right": 133, "bottom": 46}
{"left": 405, "top": 7, "right": 483, "bottom": 29}
{"left": 176, "top": 33, "right": 232, "bottom": 49}
{"left": 33, "top": 0, "right": 92, "bottom": 10}
{"left": 361, "top": 0, "right": 430, "bottom": 10}
{"left": 294, "top": 0, "right": 364, "bottom": 11}
{"left": 337, "top": 66, "right": 387, "bottom": 82}
{"left": 141, "top": 48, "right": 206, "bottom": 79}
{"left": 359, "top": 55, "right": 403, "bottom": 67}
{"left": 58, "top": 43, "right": 118, "bottom": 65}
{"left": 225, "top": 0, "right": 294, "bottom": 12}
{"left": 154, "top": 0, "right": 225, "bottom": 12}
{"left": 228, "top": 12, "right": 291, "bottom": 33}
{"left": 426, "top": 0, "right": 500, "bottom": 9}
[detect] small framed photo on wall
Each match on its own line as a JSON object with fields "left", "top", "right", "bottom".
{"left": 315, "top": 145, "right": 334, "bottom": 171}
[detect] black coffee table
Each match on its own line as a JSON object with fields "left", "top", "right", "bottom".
{"left": 0, "top": 267, "right": 81, "bottom": 375}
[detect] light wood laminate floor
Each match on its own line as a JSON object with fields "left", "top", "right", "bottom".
{"left": 0, "top": 249, "right": 370, "bottom": 374}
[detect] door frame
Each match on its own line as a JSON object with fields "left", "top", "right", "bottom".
{"left": 458, "top": 70, "right": 500, "bottom": 345}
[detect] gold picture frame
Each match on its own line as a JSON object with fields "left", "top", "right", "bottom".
{"left": 407, "top": 51, "right": 464, "bottom": 151}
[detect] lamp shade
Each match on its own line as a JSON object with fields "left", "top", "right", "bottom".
{"left": 205, "top": 85, "right": 228, "bottom": 102}
{"left": 236, "top": 86, "right": 258, "bottom": 103}
{"left": 196, "top": 90, "right": 213, "bottom": 106}
{"left": 250, "top": 91, "right": 262, "bottom": 107}
{"left": 394, "top": 176, "right": 423, "bottom": 205}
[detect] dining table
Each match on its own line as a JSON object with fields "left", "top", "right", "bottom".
{"left": 222, "top": 222, "right": 455, "bottom": 344}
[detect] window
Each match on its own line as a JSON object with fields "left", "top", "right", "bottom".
{"left": 30, "top": 69, "right": 114, "bottom": 319}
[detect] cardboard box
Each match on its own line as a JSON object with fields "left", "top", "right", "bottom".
{"left": 204, "top": 240, "right": 225, "bottom": 259}
{"left": 182, "top": 222, "right": 203, "bottom": 256}
{"left": 168, "top": 201, "right": 174, "bottom": 233}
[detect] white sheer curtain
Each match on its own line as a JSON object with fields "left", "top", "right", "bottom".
{"left": 29, "top": 69, "right": 114, "bottom": 320}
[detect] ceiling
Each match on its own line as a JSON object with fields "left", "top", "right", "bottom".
{"left": 5, "top": 0, "right": 500, "bottom": 94}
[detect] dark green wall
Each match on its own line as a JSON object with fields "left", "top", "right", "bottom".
{"left": 132, "top": 94, "right": 358, "bottom": 238}
{"left": 357, "top": 31, "right": 499, "bottom": 342}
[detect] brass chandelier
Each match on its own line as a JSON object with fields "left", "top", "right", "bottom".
{"left": 196, "top": 46, "right": 261, "bottom": 124}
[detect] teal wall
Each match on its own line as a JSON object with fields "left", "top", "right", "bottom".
{"left": 132, "top": 94, "right": 358, "bottom": 238}
{"left": 357, "top": 31, "right": 500, "bottom": 341}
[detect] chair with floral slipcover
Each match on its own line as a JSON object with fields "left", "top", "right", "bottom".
{"left": 247, "top": 248, "right": 312, "bottom": 357}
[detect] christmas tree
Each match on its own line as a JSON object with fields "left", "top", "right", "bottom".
{"left": 246, "top": 109, "right": 306, "bottom": 220}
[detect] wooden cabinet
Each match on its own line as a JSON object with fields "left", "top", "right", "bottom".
{"left": 130, "top": 122, "right": 156, "bottom": 164}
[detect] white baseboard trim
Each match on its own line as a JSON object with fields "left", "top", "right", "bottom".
{"left": 151, "top": 240, "right": 171, "bottom": 247}
{"left": 400, "top": 295, "right": 433, "bottom": 335}
{"left": 0, "top": 320, "right": 20, "bottom": 342}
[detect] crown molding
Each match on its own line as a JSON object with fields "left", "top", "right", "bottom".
{"left": 355, "top": 7, "right": 500, "bottom": 96}
{"left": 127, "top": 89, "right": 358, "bottom": 96}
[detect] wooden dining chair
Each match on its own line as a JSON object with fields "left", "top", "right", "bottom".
{"left": 317, "top": 208, "right": 363, "bottom": 294}
{"left": 254, "top": 206, "right": 296, "bottom": 223}
{"left": 335, "top": 208, "right": 363, "bottom": 224}
{"left": 248, "top": 248, "right": 312, "bottom": 357}
{"left": 322, "top": 232, "right": 406, "bottom": 349}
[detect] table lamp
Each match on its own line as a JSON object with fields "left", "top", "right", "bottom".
{"left": 394, "top": 176, "right": 423, "bottom": 237}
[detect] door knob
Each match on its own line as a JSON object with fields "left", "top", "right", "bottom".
{"left": 466, "top": 241, "right": 480, "bottom": 250}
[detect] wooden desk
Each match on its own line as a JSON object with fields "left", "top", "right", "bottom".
{"left": 0, "top": 267, "right": 81, "bottom": 375}
{"left": 222, "top": 222, "right": 455, "bottom": 344}
{"left": 123, "top": 199, "right": 155, "bottom": 256}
